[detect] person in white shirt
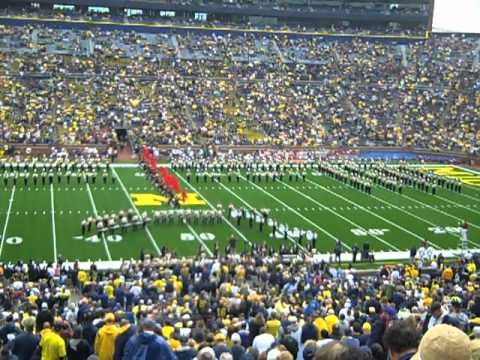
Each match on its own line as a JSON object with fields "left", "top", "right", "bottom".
{"left": 252, "top": 328, "right": 275, "bottom": 354}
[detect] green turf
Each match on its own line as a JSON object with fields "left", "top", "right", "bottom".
{"left": 0, "top": 164, "right": 478, "bottom": 262}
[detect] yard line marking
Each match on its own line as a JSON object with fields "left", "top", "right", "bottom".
{"left": 434, "top": 194, "right": 480, "bottom": 217}
{"left": 402, "top": 193, "right": 480, "bottom": 230}
{"left": 454, "top": 191, "right": 480, "bottom": 203}
{"left": 307, "top": 179, "right": 440, "bottom": 249}
{"left": 217, "top": 181, "right": 306, "bottom": 253}
{"left": 361, "top": 193, "right": 446, "bottom": 249}
{"left": 173, "top": 170, "right": 252, "bottom": 247}
{"left": 239, "top": 175, "right": 349, "bottom": 250}
{"left": 85, "top": 179, "right": 112, "bottom": 261}
{"left": 305, "top": 180, "right": 425, "bottom": 249}
{"left": 50, "top": 184, "right": 58, "bottom": 262}
{"left": 186, "top": 223, "right": 214, "bottom": 257}
{"left": 281, "top": 180, "right": 399, "bottom": 251}
{"left": 0, "top": 186, "right": 15, "bottom": 258}
{"left": 111, "top": 167, "right": 161, "bottom": 256}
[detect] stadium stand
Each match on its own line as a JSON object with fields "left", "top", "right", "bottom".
{"left": 0, "top": 25, "right": 478, "bottom": 153}
{"left": 0, "top": 1, "right": 478, "bottom": 360}
{"left": 0, "top": 251, "right": 479, "bottom": 359}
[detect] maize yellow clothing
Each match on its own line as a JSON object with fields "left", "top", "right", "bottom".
{"left": 266, "top": 319, "right": 281, "bottom": 337}
{"left": 40, "top": 328, "right": 66, "bottom": 360}
{"left": 94, "top": 324, "right": 120, "bottom": 360}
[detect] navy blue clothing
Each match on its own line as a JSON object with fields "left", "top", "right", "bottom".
{"left": 123, "top": 332, "right": 176, "bottom": 360}
{"left": 175, "top": 347, "right": 197, "bottom": 360}
{"left": 0, "top": 323, "right": 19, "bottom": 345}
{"left": 114, "top": 325, "right": 137, "bottom": 360}
{"left": 11, "top": 332, "right": 39, "bottom": 360}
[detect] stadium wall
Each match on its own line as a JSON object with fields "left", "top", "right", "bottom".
{"left": 3, "top": 0, "right": 429, "bottom": 25}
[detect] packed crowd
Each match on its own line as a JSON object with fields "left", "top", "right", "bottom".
{"left": 0, "top": 248, "right": 478, "bottom": 360}
{"left": 0, "top": 25, "right": 478, "bottom": 154}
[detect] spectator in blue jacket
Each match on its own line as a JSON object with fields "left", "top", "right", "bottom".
{"left": 122, "top": 320, "right": 176, "bottom": 360}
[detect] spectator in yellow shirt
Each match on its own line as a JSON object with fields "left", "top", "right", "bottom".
{"left": 39, "top": 321, "right": 67, "bottom": 360}
{"left": 94, "top": 313, "right": 120, "bottom": 360}
{"left": 266, "top": 312, "right": 282, "bottom": 338}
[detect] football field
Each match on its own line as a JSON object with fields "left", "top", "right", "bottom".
{"left": 0, "top": 164, "right": 479, "bottom": 262}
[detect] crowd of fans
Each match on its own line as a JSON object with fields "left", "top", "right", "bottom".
{"left": 0, "top": 25, "right": 478, "bottom": 153}
{"left": 0, "top": 250, "right": 478, "bottom": 359}
{"left": 0, "top": 5, "right": 478, "bottom": 360}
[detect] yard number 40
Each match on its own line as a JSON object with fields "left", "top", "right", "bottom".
{"left": 351, "top": 228, "right": 390, "bottom": 236}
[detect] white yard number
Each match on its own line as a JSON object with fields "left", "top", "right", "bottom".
{"left": 84, "top": 235, "right": 101, "bottom": 243}
{"left": 74, "top": 234, "right": 124, "bottom": 243}
{"left": 5, "top": 236, "right": 23, "bottom": 245}
{"left": 428, "top": 226, "right": 462, "bottom": 235}
{"left": 351, "top": 228, "right": 390, "bottom": 236}
{"left": 106, "top": 235, "right": 122, "bottom": 242}
{"left": 180, "top": 232, "right": 215, "bottom": 241}
{"left": 134, "top": 172, "right": 145, "bottom": 177}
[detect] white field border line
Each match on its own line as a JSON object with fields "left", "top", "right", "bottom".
{"left": 50, "top": 184, "right": 58, "bottom": 261}
{"left": 58, "top": 247, "right": 480, "bottom": 270}
{"left": 0, "top": 186, "right": 15, "bottom": 258}
{"left": 305, "top": 178, "right": 441, "bottom": 250}
{"left": 454, "top": 166, "right": 480, "bottom": 193}
{"left": 401, "top": 193, "right": 480, "bottom": 231}
{"left": 455, "top": 166, "right": 480, "bottom": 176}
{"left": 238, "top": 173, "right": 351, "bottom": 251}
{"left": 85, "top": 179, "right": 112, "bottom": 261}
{"left": 433, "top": 193, "right": 480, "bottom": 217}
{"left": 279, "top": 179, "right": 400, "bottom": 251}
{"left": 172, "top": 170, "right": 252, "bottom": 247}
{"left": 217, "top": 181, "right": 308, "bottom": 254}
{"left": 454, "top": 192, "right": 480, "bottom": 203}
{"left": 111, "top": 167, "right": 161, "bottom": 256}
{"left": 394, "top": 164, "right": 446, "bottom": 168}
{"left": 463, "top": 184, "right": 480, "bottom": 192}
